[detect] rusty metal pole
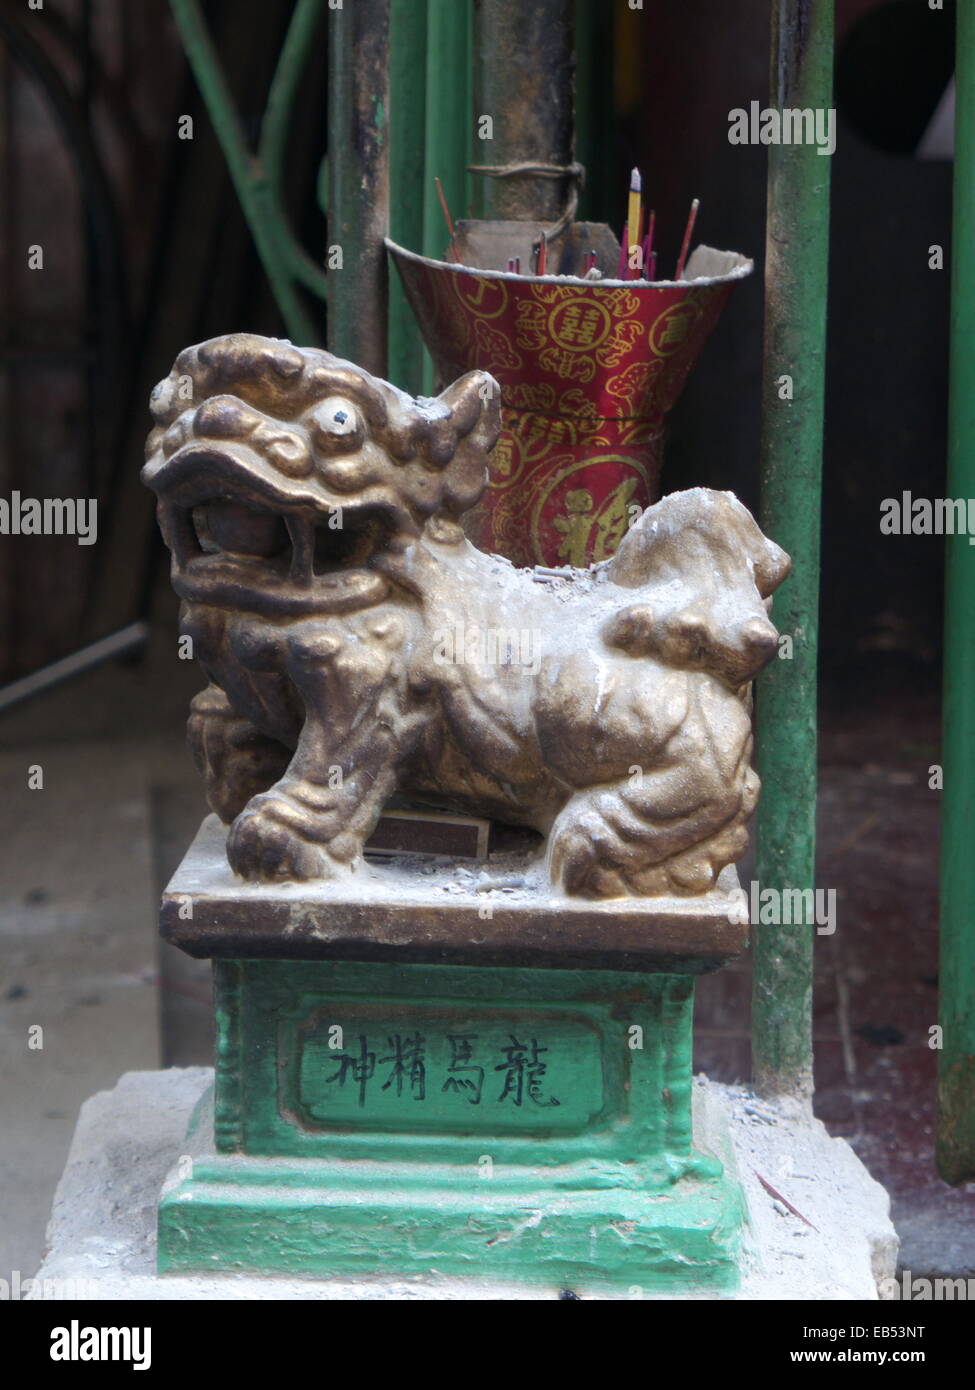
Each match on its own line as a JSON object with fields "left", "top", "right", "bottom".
{"left": 753, "top": 0, "right": 834, "bottom": 1100}
{"left": 471, "top": 0, "right": 574, "bottom": 221}
{"left": 327, "top": 0, "right": 390, "bottom": 374}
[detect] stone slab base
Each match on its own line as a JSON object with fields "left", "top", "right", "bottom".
{"left": 28, "top": 1068, "right": 898, "bottom": 1300}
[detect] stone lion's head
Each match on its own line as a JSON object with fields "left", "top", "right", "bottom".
{"left": 143, "top": 333, "right": 500, "bottom": 616}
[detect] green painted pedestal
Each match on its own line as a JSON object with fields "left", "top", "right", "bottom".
{"left": 159, "top": 957, "right": 744, "bottom": 1291}
{"left": 157, "top": 817, "right": 747, "bottom": 1292}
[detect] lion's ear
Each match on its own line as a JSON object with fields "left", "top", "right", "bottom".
{"left": 432, "top": 371, "right": 501, "bottom": 519}
{"left": 436, "top": 371, "right": 501, "bottom": 455}
{"left": 755, "top": 537, "right": 791, "bottom": 597}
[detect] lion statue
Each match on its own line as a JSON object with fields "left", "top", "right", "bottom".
{"left": 143, "top": 333, "right": 790, "bottom": 899}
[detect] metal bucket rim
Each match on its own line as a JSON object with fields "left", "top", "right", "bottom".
{"left": 384, "top": 236, "right": 754, "bottom": 291}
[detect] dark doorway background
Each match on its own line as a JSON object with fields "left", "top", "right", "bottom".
{"left": 0, "top": 0, "right": 952, "bottom": 703}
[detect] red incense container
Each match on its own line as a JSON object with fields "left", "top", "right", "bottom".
{"left": 387, "top": 222, "right": 752, "bottom": 568}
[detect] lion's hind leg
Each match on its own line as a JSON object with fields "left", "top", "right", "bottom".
{"left": 548, "top": 766, "right": 755, "bottom": 900}
{"left": 188, "top": 684, "right": 291, "bottom": 825}
{"left": 546, "top": 784, "right": 651, "bottom": 899}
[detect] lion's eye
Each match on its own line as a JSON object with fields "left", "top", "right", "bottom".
{"left": 318, "top": 399, "right": 357, "bottom": 433}
{"left": 308, "top": 397, "right": 362, "bottom": 451}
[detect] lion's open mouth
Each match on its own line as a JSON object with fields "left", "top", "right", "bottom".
{"left": 187, "top": 497, "right": 393, "bottom": 583}
{"left": 166, "top": 498, "right": 397, "bottom": 616}
{"left": 148, "top": 440, "right": 409, "bottom": 614}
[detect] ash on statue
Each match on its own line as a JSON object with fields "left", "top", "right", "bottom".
{"left": 143, "top": 333, "right": 789, "bottom": 899}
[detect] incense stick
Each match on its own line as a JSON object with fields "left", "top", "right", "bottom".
{"left": 627, "top": 167, "right": 642, "bottom": 253}
{"left": 675, "top": 197, "right": 700, "bottom": 281}
{"left": 536, "top": 230, "right": 548, "bottom": 276}
{"left": 434, "top": 176, "right": 458, "bottom": 261}
{"left": 617, "top": 223, "right": 630, "bottom": 281}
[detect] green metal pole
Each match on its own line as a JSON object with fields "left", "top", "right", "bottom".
{"left": 937, "top": 1, "right": 975, "bottom": 1186}
{"left": 388, "top": 0, "right": 429, "bottom": 393}
{"left": 753, "top": 0, "right": 834, "bottom": 1100}
{"left": 413, "top": 0, "right": 472, "bottom": 394}
{"left": 422, "top": 0, "right": 471, "bottom": 264}
{"left": 260, "top": 0, "right": 327, "bottom": 200}
{"left": 327, "top": 0, "right": 390, "bottom": 373}
{"left": 388, "top": 1, "right": 471, "bottom": 394}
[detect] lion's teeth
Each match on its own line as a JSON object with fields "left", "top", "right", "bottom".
{"left": 286, "top": 516, "right": 314, "bottom": 585}
{"left": 166, "top": 505, "right": 199, "bottom": 567}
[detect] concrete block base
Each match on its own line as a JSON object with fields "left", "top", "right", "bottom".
{"left": 29, "top": 1068, "right": 898, "bottom": 1300}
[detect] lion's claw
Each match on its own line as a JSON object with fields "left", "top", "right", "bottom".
{"left": 228, "top": 799, "right": 333, "bottom": 882}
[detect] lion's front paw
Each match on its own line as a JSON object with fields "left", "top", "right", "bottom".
{"left": 227, "top": 797, "right": 335, "bottom": 882}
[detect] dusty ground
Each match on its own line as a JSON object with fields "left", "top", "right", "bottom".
{"left": 696, "top": 690, "right": 975, "bottom": 1278}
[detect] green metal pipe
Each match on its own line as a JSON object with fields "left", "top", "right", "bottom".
{"left": 259, "top": 0, "right": 326, "bottom": 199}
{"left": 937, "top": 1, "right": 975, "bottom": 1186}
{"left": 753, "top": 0, "right": 834, "bottom": 1100}
{"left": 327, "top": 0, "right": 390, "bottom": 374}
{"left": 422, "top": 0, "right": 472, "bottom": 265}
{"left": 417, "top": 0, "right": 472, "bottom": 395}
{"left": 168, "top": 0, "right": 325, "bottom": 345}
{"left": 388, "top": 2, "right": 471, "bottom": 394}
{"left": 387, "top": 0, "right": 429, "bottom": 393}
